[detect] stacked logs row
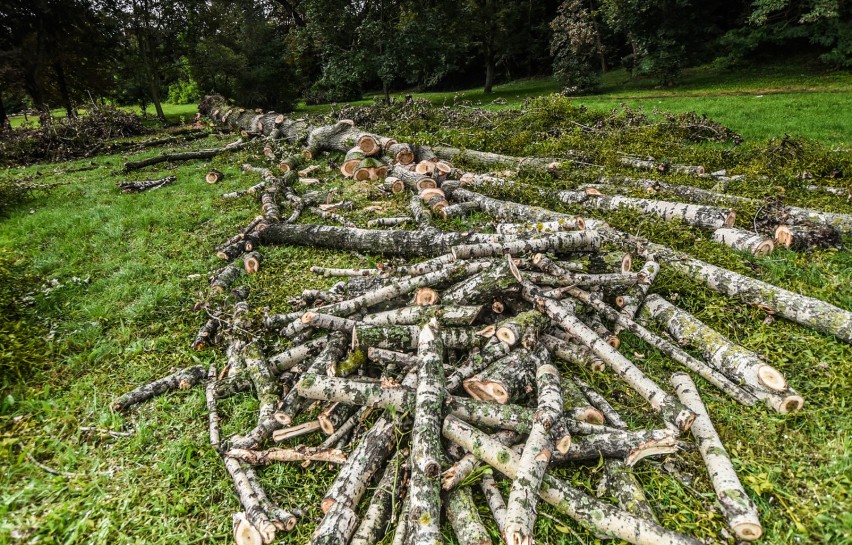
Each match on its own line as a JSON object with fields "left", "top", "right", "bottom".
{"left": 111, "top": 102, "right": 852, "bottom": 545}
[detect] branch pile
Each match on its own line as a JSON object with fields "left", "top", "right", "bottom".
{"left": 111, "top": 97, "right": 852, "bottom": 545}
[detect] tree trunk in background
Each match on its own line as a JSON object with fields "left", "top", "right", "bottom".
{"left": 484, "top": 46, "right": 495, "bottom": 93}
{"left": 0, "top": 93, "right": 9, "bottom": 130}
{"left": 53, "top": 61, "right": 76, "bottom": 118}
{"left": 135, "top": 0, "right": 166, "bottom": 121}
{"left": 590, "top": 0, "right": 607, "bottom": 72}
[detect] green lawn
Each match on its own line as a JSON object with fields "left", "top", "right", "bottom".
{"left": 8, "top": 103, "right": 199, "bottom": 129}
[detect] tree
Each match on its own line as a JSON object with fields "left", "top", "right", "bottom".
{"left": 550, "top": 0, "right": 603, "bottom": 93}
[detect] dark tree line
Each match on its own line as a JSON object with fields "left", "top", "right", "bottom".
{"left": 0, "top": 0, "right": 849, "bottom": 125}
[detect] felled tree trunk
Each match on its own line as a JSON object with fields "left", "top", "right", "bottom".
{"left": 117, "top": 175, "right": 178, "bottom": 193}
{"left": 558, "top": 190, "right": 735, "bottom": 230}
{"left": 618, "top": 157, "right": 705, "bottom": 175}
{"left": 540, "top": 333, "right": 605, "bottom": 372}
{"left": 642, "top": 241, "right": 852, "bottom": 343}
{"left": 112, "top": 366, "right": 207, "bottom": 411}
{"left": 480, "top": 473, "right": 509, "bottom": 536}
{"left": 259, "top": 223, "right": 505, "bottom": 258}
{"left": 642, "top": 295, "right": 803, "bottom": 413}
{"left": 446, "top": 486, "right": 491, "bottom": 545}
{"left": 495, "top": 218, "right": 586, "bottom": 236}
{"left": 226, "top": 446, "right": 347, "bottom": 465}
{"left": 671, "top": 373, "right": 763, "bottom": 541}
{"left": 362, "top": 305, "right": 483, "bottom": 327}
{"left": 349, "top": 449, "right": 404, "bottom": 545}
{"left": 551, "top": 428, "right": 678, "bottom": 466}
{"left": 774, "top": 224, "right": 840, "bottom": 251}
{"left": 431, "top": 145, "right": 582, "bottom": 173}
{"left": 407, "top": 323, "right": 446, "bottom": 545}
{"left": 712, "top": 228, "right": 775, "bottom": 256}
{"left": 504, "top": 354, "right": 563, "bottom": 545}
{"left": 123, "top": 141, "right": 247, "bottom": 172}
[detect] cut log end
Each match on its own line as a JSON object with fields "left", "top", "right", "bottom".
{"left": 753, "top": 239, "right": 775, "bottom": 256}
{"left": 578, "top": 407, "right": 606, "bottom": 425}
{"left": 723, "top": 210, "right": 736, "bottom": 228}
{"left": 774, "top": 225, "right": 793, "bottom": 248}
{"left": 206, "top": 170, "right": 224, "bottom": 184}
{"left": 414, "top": 288, "right": 440, "bottom": 306}
{"left": 756, "top": 364, "right": 788, "bottom": 391}
{"left": 774, "top": 394, "right": 805, "bottom": 414}
{"left": 416, "top": 178, "right": 438, "bottom": 191}
{"left": 358, "top": 135, "right": 380, "bottom": 156}
{"left": 491, "top": 300, "right": 505, "bottom": 314}
{"left": 732, "top": 521, "right": 764, "bottom": 542}
{"left": 320, "top": 498, "right": 335, "bottom": 514}
{"left": 341, "top": 160, "right": 360, "bottom": 178}
{"left": 233, "top": 513, "right": 263, "bottom": 545}
{"left": 621, "top": 253, "right": 633, "bottom": 273}
{"left": 495, "top": 327, "right": 518, "bottom": 346}
{"left": 606, "top": 335, "right": 621, "bottom": 349}
{"left": 554, "top": 434, "right": 572, "bottom": 454}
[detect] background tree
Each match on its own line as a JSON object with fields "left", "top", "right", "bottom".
{"left": 550, "top": 0, "right": 603, "bottom": 93}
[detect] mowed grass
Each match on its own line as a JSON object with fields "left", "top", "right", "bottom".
{"left": 8, "top": 103, "right": 199, "bottom": 129}
{"left": 1, "top": 85, "right": 851, "bottom": 544}
{"left": 296, "top": 60, "right": 851, "bottom": 146}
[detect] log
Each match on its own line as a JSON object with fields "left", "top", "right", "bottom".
{"left": 228, "top": 346, "right": 284, "bottom": 450}
{"left": 362, "top": 305, "right": 483, "bottom": 327}
{"left": 226, "top": 446, "right": 347, "bottom": 465}
{"left": 560, "top": 376, "right": 606, "bottom": 424}
{"left": 112, "top": 366, "right": 207, "bottom": 411}
{"left": 446, "top": 486, "right": 491, "bottom": 545}
{"left": 117, "top": 175, "right": 177, "bottom": 193}
{"left": 366, "top": 216, "right": 412, "bottom": 228}
{"left": 259, "top": 223, "right": 506, "bottom": 258}
{"left": 366, "top": 347, "right": 417, "bottom": 368}
{"left": 513, "top": 272, "right": 695, "bottom": 432}
{"left": 774, "top": 224, "right": 840, "bottom": 251}
{"left": 557, "top": 190, "right": 735, "bottom": 230}
{"left": 671, "top": 373, "right": 763, "bottom": 541}
{"left": 618, "top": 157, "right": 705, "bottom": 175}
{"left": 451, "top": 230, "right": 602, "bottom": 260}
{"left": 642, "top": 295, "right": 803, "bottom": 413}
{"left": 441, "top": 260, "right": 518, "bottom": 305}
{"left": 495, "top": 217, "right": 586, "bottom": 235}
{"left": 431, "top": 145, "right": 582, "bottom": 173}
{"left": 504, "top": 355, "right": 563, "bottom": 545}
{"left": 464, "top": 349, "right": 536, "bottom": 404}
{"left": 552, "top": 428, "right": 678, "bottom": 466}
{"left": 223, "top": 455, "right": 278, "bottom": 544}
{"left": 407, "top": 322, "right": 445, "bottom": 545}
{"left": 573, "top": 378, "right": 628, "bottom": 429}
{"left": 480, "top": 473, "right": 509, "bottom": 536}
{"left": 124, "top": 140, "right": 247, "bottom": 171}
{"left": 613, "top": 259, "right": 659, "bottom": 337}
{"left": 495, "top": 310, "right": 548, "bottom": 347}
{"left": 712, "top": 227, "right": 774, "bottom": 256}
{"left": 268, "top": 336, "right": 329, "bottom": 375}
{"left": 311, "top": 502, "right": 359, "bottom": 545}
{"left": 318, "top": 402, "right": 358, "bottom": 434}
{"left": 564, "top": 284, "right": 759, "bottom": 407}
{"left": 442, "top": 417, "right": 703, "bottom": 545}
{"left": 353, "top": 324, "right": 485, "bottom": 351}
{"left": 446, "top": 337, "right": 511, "bottom": 392}
{"left": 206, "top": 169, "right": 225, "bottom": 184}
{"left": 540, "top": 333, "right": 605, "bottom": 372}
{"left": 350, "top": 449, "right": 404, "bottom": 545}
{"left": 271, "top": 420, "right": 321, "bottom": 441}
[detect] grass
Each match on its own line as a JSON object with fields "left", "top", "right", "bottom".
{"left": 295, "top": 59, "right": 852, "bottom": 146}
{"left": 1, "top": 81, "right": 851, "bottom": 545}
{"left": 8, "top": 103, "right": 199, "bottom": 129}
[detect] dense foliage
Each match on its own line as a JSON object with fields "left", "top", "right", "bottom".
{"left": 0, "top": 0, "right": 848, "bottom": 119}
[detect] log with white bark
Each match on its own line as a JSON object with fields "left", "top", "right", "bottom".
{"left": 642, "top": 295, "right": 803, "bottom": 413}
{"left": 362, "top": 305, "right": 483, "bottom": 327}
{"left": 463, "top": 349, "right": 535, "bottom": 404}
{"left": 311, "top": 502, "right": 359, "bottom": 545}
{"left": 227, "top": 446, "right": 347, "bottom": 465}
{"left": 504, "top": 353, "right": 562, "bottom": 545}
{"left": 774, "top": 224, "right": 840, "bottom": 251}
{"left": 613, "top": 259, "right": 659, "bottom": 338}
{"left": 671, "top": 373, "right": 763, "bottom": 541}
{"left": 451, "top": 230, "right": 601, "bottom": 260}
{"left": 712, "top": 227, "right": 775, "bottom": 256}
{"left": 563, "top": 284, "right": 759, "bottom": 407}
{"left": 431, "top": 144, "right": 581, "bottom": 173}
{"left": 443, "top": 416, "right": 703, "bottom": 545}
{"left": 495, "top": 217, "right": 586, "bottom": 236}
{"left": 112, "top": 366, "right": 207, "bottom": 411}
{"left": 349, "top": 448, "right": 405, "bottom": 545}
{"left": 495, "top": 310, "right": 549, "bottom": 347}
{"left": 560, "top": 376, "right": 606, "bottom": 424}
{"left": 446, "top": 486, "right": 492, "bottom": 545}
{"left": 552, "top": 428, "right": 679, "bottom": 466}
{"left": 442, "top": 430, "right": 518, "bottom": 491}
{"left": 366, "top": 347, "right": 417, "bottom": 368}
{"left": 512, "top": 268, "right": 695, "bottom": 431}
{"left": 557, "top": 190, "right": 735, "bottom": 230}
{"left": 618, "top": 157, "right": 705, "bottom": 175}
{"left": 480, "top": 473, "right": 509, "bottom": 536}
{"left": 540, "top": 333, "right": 606, "bottom": 372}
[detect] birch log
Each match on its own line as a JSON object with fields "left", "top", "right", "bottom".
{"left": 671, "top": 373, "right": 763, "bottom": 541}
{"left": 443, "top": 417, "right": 703, "bottom": 545}
{"left": 446, "top": 486, "right": 492, "bottom": 545}
{"left": 642, "top": 295, "right": 803, "bottom": 413}
{"left": 712, "top": 228, "right": 775, "bottom": 256}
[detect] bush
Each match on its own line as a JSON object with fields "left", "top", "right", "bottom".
{"left": 0, "top": 104, "right": 144, "bottom": 166}
{"left": 168, "top": 78, "right": 203, "bottom": 104}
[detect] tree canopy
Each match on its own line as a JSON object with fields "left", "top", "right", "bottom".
{"left": 0, "top": 0, "right": 848, "bottom": 119}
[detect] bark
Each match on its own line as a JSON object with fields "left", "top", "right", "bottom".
{"left": 318, "top": 402, "right": 358, "bottom": 435}
{"left": 123, "top": 140, "right": 247, "bottom": 172}
{"left": 774, "top": 224, "right": 840, "bottom": 251}
{"left": 642, "top": 295, "right": 802, "bottom": 413}
{"left": 464, "top": 349, "right": 536, "bottom": 404}
{"left": 226, "top": 446, "right": 347, "bottom": 465}
{"left": 223, "top": 455, "right": 278, "bottom": 544}
{"left": 229, "top": 347, "right": 284, "bottom": 450}
{"left": 350, "top": 449, "right": 404, "bottom": 545}
{"left": 598, "top": 459, "right": 657, "bottom": 521}
{"left": 505, "top": 357, "right": 563, "bottom": 545}
{"left": 367, "top": 216, "right": 412, "bottom": 228}
{"left": 211, "top": 263, "right": 242, "bottom": 293}
{"left": 712, "top": 228, "right": 775, "bottom": 256}
{"left": 480, "top": 473, "right": 509, "bottom": 536}
{"left": 671, "top": 373, "right": 763, "bottom": 541}
{"left": 613, "top": 259, "right": 659, "bottom": 337}
{"left": 442, "top": 417, "right": 703, "bottom": 545}
{"left": 446, "top": 337, "right": 512, "bottom": 392}
{"left": 363, "top": 305, "right": 483, "bottom": 327}
{"left": 268, "top": 336, "right": 329, "bottom": 375}
{"left": 200, "top": 96, "right": 309, "bottom": 141}
{"left": 243, "top": 465, "right": 299, "bottom": 532}
{"left": 516, "top": 277, "right": 695, "bottom": 432}
{"left": 452, "top": 230, "right": 601, "bottom": 260}
{"left": 431, "top": 145, "right": 579, "bottom": 173}
{"left": 206, "top": 169, "right": 225, "bottom": 184}
{"left": 112, "top": 366, "right": 207, "bottom": 411}
{"left": 452, "top": 188, "right": 573, "bottom": 223}
{"left": 439, "top": 201, "right": 481, "bottom": 220}
{"left": 407, "top": 323, "right": 446, "bottom": 545}
{"left": 302, "top": 312, "right": 359, "bottom": 334}
{"left": 540, "top": 333, "right": 606, "bottom": 372}
{"left": 558, "top": 190, "right": 735, "bottom": 230}
{"left": 446, "top": 487, "right": 491, "bottom": 545}
{"left": 391, "top": 499, "right": 411, "bottom": 545}
{"left": 354, "top": 324, "right": 485, "bottom": 351}
{"left": 259, "top": 223, "right": 506, "bottom": 258}
{"left": 117, "top": 176, "right": 177, "bottom": 193}
{"left": 311, "top": 502, "right": 359, "bottom": 545}
{"left": 322, "top": 416, "right": 398, "bottom": 513}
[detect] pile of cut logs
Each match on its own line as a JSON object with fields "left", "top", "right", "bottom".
{"left": 113, "top": 95, "right": 852, "bottom": 545}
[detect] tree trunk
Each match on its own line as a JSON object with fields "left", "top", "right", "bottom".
{"left": 52, "top": 60, "right": 75, "bottom": 118}
{"left": 671, "top": 373, "right": 763, "bottom": 541}
{"left": 446, "top": 487, "right": 491, "bottom": 545}
{"left": 0, "top": 92, "right": 9, "bottom": 130}
{"left": 712, "top": 228, "right": 775, "bottom": 256}
{"left": 112, "top": 365, "right": 207, "bottom": 411}
{"left": 642, "top": 295, "right": 803, "bottom": 413}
